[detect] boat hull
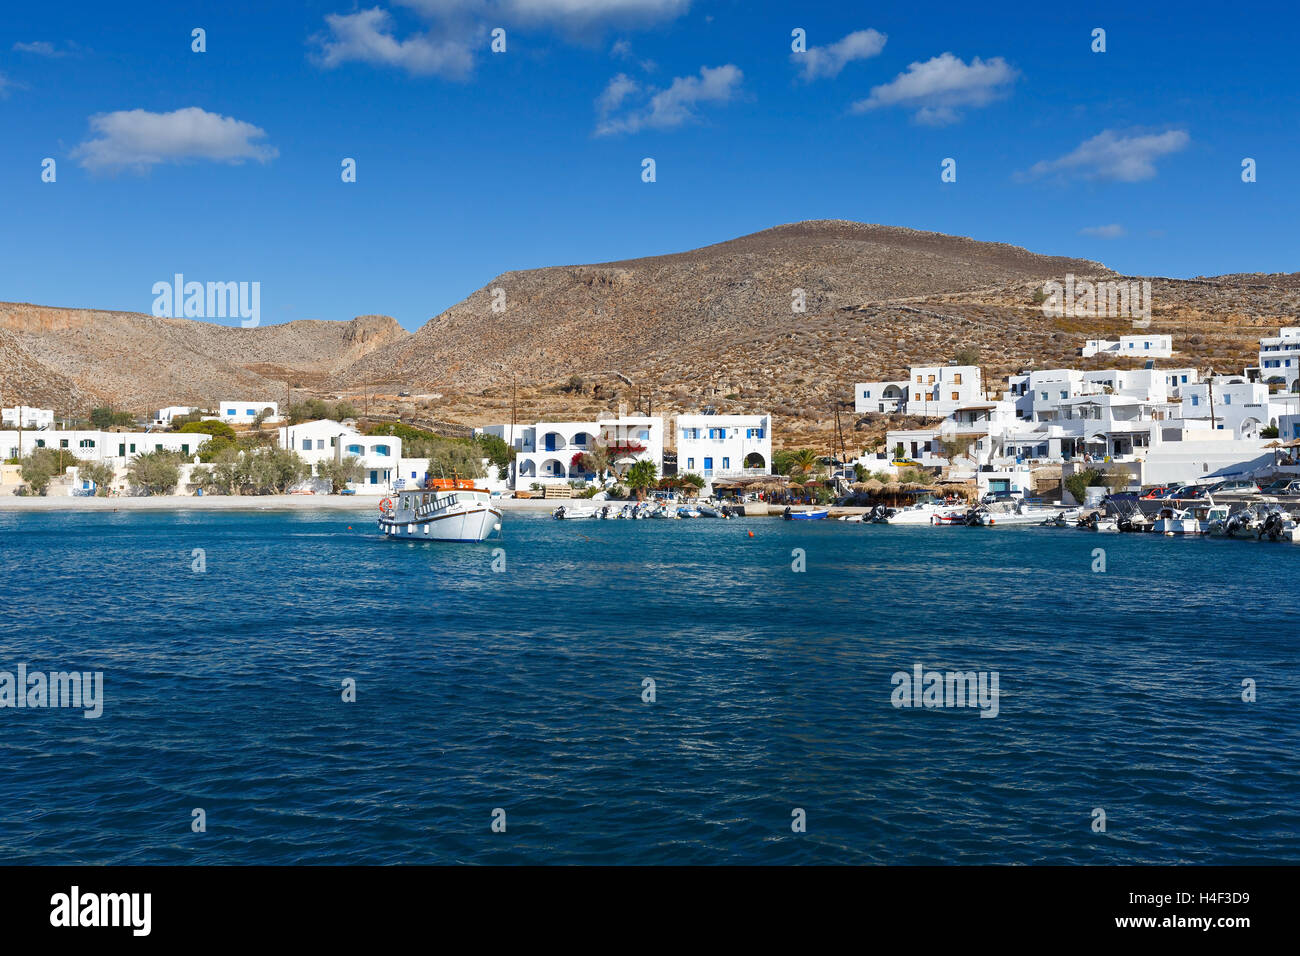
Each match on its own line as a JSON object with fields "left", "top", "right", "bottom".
{"left": 380, "top": 505, "right": 501, "bottom": 542}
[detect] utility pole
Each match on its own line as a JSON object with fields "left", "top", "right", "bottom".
{"left": 1207, "top": 369, "right": 1216, "bottom": 431}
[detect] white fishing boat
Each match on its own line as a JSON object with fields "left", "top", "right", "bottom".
{"left": 1153, "top": 503, "right": 1226, "bottom": 535}
{"left": 379, "top": 479, "right": 502, "bottom": 542}
{"left": 884, "top": 502, "right": 958, "bottom": 525}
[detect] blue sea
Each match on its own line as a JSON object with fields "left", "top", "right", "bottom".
{"left": 1, "top": 508, "right": 1297, "bottom": 865}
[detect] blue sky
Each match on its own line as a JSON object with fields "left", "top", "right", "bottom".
{"left": 1, "top": 1, "right": 1296, "bottom": 331}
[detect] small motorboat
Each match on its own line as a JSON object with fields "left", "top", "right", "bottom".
{"left": 783, "top": 506, "right": 828, "bottom": 520}
{"left": 552, "top": 504, "right": 598, "bottom": 519}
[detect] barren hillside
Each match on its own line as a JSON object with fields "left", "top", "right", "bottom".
{"left": 0, "top": 304, "right": 406, "bottom": 413}
{"left": 4, "top": 220, "right": 1298, "bottom": 453}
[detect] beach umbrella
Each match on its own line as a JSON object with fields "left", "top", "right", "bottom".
{"left": 863, "top": 478, "right": 884, "bottom": 492}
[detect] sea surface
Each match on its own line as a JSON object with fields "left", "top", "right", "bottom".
{"left": 1, "top": 508, "right": 1297, "bottom": 865}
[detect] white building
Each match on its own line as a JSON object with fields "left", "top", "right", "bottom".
{"left": 221, "top": 400, "right": 279, "bottom": 423}
{"left": 854, "top": 380, "right": 909, "bottom": 414}
{"left": 487, "top": 415, "right": 664, "bottom": 487}
{"left": 1180, "top": 377, "right": 1272, "bottom": 438}
{"left": 2, "top": 406, "right": 54, "bottom": 429}
{"left": 853, "top": 365, "right": 982, "bottom": 417}
{"left": 1, "top": 429, "right": 203, "bottom": 463}
{"left": 277, "top": 419, "right": 399, "bottom": 492}
{"left": 152, "top": 406, "right": 196, "bottom": 428}
{"left": 905, "top": 365, "right": 983, "bottom": 418}
{"left": 1080, "top": 334, "right": 1174, "bottom": 359}
{"left": 1259, "top": 327, "right": 1300, "bottom": 390}
{"left": 676, "top": 413, "right": 771, "bottom": 483}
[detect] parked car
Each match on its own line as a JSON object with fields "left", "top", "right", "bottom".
{"left": 1205, "top": 478, "right": 1261, "bottom": 496}
{"left": 1259, "top": 478, "right": 1300, "bottom": 498}
{"left": 1141, "top": 485, "right": 1171, "bottom": 499}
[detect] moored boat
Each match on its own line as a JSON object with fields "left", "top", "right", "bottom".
{"left": 379, "top": 479, "right": 502, "bottom": 542}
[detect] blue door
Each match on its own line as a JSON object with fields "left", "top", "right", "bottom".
{"left": 545, "top": 434, "right": 556, "bottom": 451}
{"left": 704, "top": 457, "right": 713, "bottom": 473}
{"left": 369, "top": 470, "right": 378, "bottom": 485}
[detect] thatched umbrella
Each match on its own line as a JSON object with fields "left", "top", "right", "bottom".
{"left": 863, "top": 478, "right": 884, "bottom": 493}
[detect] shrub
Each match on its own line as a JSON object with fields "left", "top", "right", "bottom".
{"left": 127, "top": 450, "right": 184, "bottom": 496}
{"left": 178, "top": 420, "right": 236, "bottom": 440}
{"left": 1065, "top": 468, "right": 1103, "bottom": 504}
{"left": 19, "top": 447, "right": 70, "bottom": 495}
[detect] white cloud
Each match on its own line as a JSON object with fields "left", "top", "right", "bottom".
{"left": 595, "top": 63, "right": 741, "bottom": 136}
{"left": 596, "top": 72, "right": 642, "bottom": 115}
{"left": 72, "top": 107, "right": 278, "bottom": 172}
{"left": 1024, "top": 129, "right": 1190, "bottom": 182}
{"left": 499, "top": 0, "right": 690, "bottom": 32}
{"left": 794, "top": 29, "right": 886, "bottom": 81}
{"left": 0, "top": 74, "right": 11, "bottom": 98}
{"left": 313, "top": 8, "right": 475, "bottom": 78}
{"left": 1079, "top": 224, "right": 1126, "bottom": 239}
{"left": 851, "top": 52, "right": 1017, "bottom": 124}
{"left": 13, "top": 40, "right": 66, "bottom": 57}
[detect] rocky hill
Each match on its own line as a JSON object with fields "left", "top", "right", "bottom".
{"left": 0, "top": 304, "right": 406, "bottom": 413}
{"left": 4, "top": 221, "right": 1298, "bottom": 452}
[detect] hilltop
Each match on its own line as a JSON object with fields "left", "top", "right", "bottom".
{"left": 3, "top": 221, "right": 1298, "bottom": 451}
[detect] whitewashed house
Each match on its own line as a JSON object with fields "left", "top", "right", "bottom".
{"left": 151, "top": 406, "right": 196, "bottom": 428}
{"left": 1258, "top": 327, "right": 1300, "bottom": 390}
{"left": 1180, "top": 377, "right": 1272, "bottom": 438}
{"left": 853, "top": 380, "right": 909, "bottom": 414}
{"left": 1080, "top": 334, "right": 1173, "bottom": 358}
{"left": 676, "top": 413, "right": 771, "bottom": 483}
{"left": 904, "top": 365, "right": 983, "bottom": 418}
{"left": 277, "top": 419, "right": 400, "bottom": 493}
{"left": 2, "top": 406, "right": 54, "bottom": 429}
{"left": 499, "top": 415, "right": 664, "bottom": 486}
{"left": 221, "top": 400, "right": 280, "bottom": 424}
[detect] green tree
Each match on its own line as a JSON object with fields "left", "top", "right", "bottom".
{"left": 678, "top": 472, "right": 706, "bottom": 497}
{"left": 178, "top": 419, "right": 236, "bottom": 440}
{"left": 1064, "top": 468, "right": 1103, "bottom": 505}
{"left": 786, "top": 449, "right": 821, "bottom": 480}
{"left": 127, "top": 450, "right": 183, "bottom": 495}
{"left": 76, "top": 460, "right": 116, "bottom": 496}
{"left": 243, "top": 446, "right": 309, "bottom": 494}
{"left": 89, "top": 406, "right": 115, "bottom": 429}
{"left": 954, "top": 346, "right": 981, "bottom": 367}
{"left": 625, "top": 460, "right": 658, "bottom": 500}
{"left": 318, "top": 455, "right": 364, "bottom": 494}
{"left": 206, "top": 447, "right": 245, "bottom": 494}
{"left": 196, "top": 434, "right": 238, "bottom": 462}
{"left": 1262, "top": 424, "right": 1280, "bottom": 439}
{"left": 19, "top": 447, "right": 69, "bottom": 495}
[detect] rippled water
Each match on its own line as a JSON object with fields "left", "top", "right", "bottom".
{"left": 1, "top": 508, "right": 1297, "bottom": 864}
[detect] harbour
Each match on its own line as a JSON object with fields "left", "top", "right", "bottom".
{"left": 2, "top": 508, "right": 1297, "bottom": 865}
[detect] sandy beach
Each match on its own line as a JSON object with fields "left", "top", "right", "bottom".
{"left": 0, "top": 493, "right": 567, "bottom": 513}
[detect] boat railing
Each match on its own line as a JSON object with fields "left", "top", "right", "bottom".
{"left": 416, "top": 493, "right": 458, "bottom": 517}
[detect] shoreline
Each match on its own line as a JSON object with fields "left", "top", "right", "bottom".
{"left": 0, "top": 494, "right": 587, "bottom": 513}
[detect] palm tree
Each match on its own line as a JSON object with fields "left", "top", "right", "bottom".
{"left": 787, "top": 448, "right": 820, "bottom": 480}
{"left": 678, "top": 472, "right": 706, "bottom": 497}
{"left": 625, "top": 460, "right": 658, "bottom": 500}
